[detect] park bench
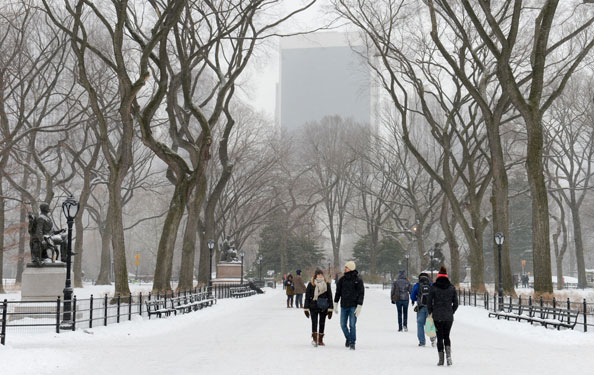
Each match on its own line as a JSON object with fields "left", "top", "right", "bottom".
{"left": 489, "top": 303, "right": 579, "bottom": 330}
{"left": 145, "top": 299, "right": 175, "bottom": 319}
{"left": 230, "top": 286, "right": 256, "bottom": 298}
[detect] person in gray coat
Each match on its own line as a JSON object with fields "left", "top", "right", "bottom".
{"left": 391, "top": 270, "right": 411, "bottom": 331}
{"left": 427, "top": 266, "right": 458, "bottom": 366}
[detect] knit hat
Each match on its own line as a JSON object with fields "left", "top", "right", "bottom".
{"left": 436, "top": 266, "right": 448, "bottom": 279}
{"left": 296, "top": 269, "right": 301, "bottom": 275}
{"left": 345, "top": 261, "right": 356, "bottom": 271}
{"left": 314, "top": 269, "right": 324, "bottom": 276}
{"left": 399, "top": 270, "right": 406, "bottom": 277}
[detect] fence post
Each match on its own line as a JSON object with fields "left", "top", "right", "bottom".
{"left": 104, "top": 294, "right": 108, "bottom": 326}
{"left": 552, "top": 297, "right": 557, "bottom": 319}
{"left": 117, "top": 294, "right": 121, "bottom": 324}
{"left": 56, "top": 296, "right": 61, "bottom": 334}
{"left": 139, "top": 292, "right": 143, "bottom": 317}
{"left": 584, "top": 298, "right": 588, "bottom": 332}
{"left": 128, "top": 295, "right": 132, "bottom": 321}
{"left": 474, "top": 290, "right": 477, "bottom": 307}
{"left": 1, "top": 299, "right": 7, "bottom": 345}
{"left": 72, "top": 296, "right": 77, "bottom": 331}
{"left": 567, "top": 298, "right": 571, "bottom": 312}
{"left": 89, "top": 295, "right": 94, "bottom": 329}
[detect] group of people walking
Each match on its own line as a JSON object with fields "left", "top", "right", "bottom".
{"left": 393, "top": 265, "right": 458, "bottom": 366}
{"left": 288, "top": 262, "right": 457, "bottom": 366}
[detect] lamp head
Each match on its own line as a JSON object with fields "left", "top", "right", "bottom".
{"left": 62, "top": 194, "right": 79, "bottom": 220}
{"left": 494, "top": 232, "right": 505, "bottom": 245}
{"left": 207, "top": 239, "right": 215, "bottom": 250}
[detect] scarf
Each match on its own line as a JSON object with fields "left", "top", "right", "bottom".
{"left": 313, "top": 278, "right": 327, "bottom": 301}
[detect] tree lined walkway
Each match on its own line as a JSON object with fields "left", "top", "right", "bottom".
{"left": 2, "top": 287, "right": 593, "bottom": 375}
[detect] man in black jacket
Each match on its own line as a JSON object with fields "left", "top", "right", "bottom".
{"left": 334, "top": 261, "right": 364, "bottom": 350}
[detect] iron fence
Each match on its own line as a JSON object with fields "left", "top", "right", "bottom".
{"left": 457, "top": 289, "right": 594, "bottom": 332}
{"left": 1, "top": 283, "right": 251, "bottom": 345}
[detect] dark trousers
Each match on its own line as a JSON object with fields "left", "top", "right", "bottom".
{"left": 396, "top": 300, "right": 409, "bottom": 329}
{"left": 287, "top": 295, "right": 294, "bottom": 307}
{"left": 295, "top": 294, "right": 303, "bottom": 308}
{"left": 311, "top": 309, "right": 327, "bottom": 333}
{"left": 434, "top": 320, "right": 453, "bottom": 352}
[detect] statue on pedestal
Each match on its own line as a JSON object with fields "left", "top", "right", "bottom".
{"left": 219, "top": 239, "right": 239, "bottom": 262}
{"left": 28, "top": 203, "right": 66, "bottom": 265}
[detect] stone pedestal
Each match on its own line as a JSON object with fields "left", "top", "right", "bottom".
{"left": 213, "top": 262, "right": 241, "bottom": 285}
{"left": 21, "top": 263, "right": 66, "bottom": 301}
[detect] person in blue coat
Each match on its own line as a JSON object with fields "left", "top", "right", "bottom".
{"left": 410, "top": 272, "right": 435, "bottom": 347}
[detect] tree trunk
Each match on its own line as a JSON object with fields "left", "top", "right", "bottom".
{"left": 16, "top": 201, "right": 27, "bottom": 284}
{"left": 280, "top": 213, "right": 288, "bottom": 276}
{"left": 96, "top": 207, "right": 113, "bottom": 285}
{"left": 569, "top": 201, "right": 587, "bottom": 288}
{"left": 109, "top": 175, "right": 131, "bottom": 297}
{"left": 0, "top": 178, "right": 5, "bottom": 294}
{"left": 525, "top": 117, "right": 553, "bottom": 295}
{"left": 369, "top": 226, "right": 379, "bottom": 275}
{"left": 440, "top": 199, "right": 460, "bottom": 285}
{"left": 152, "top": 178, "right": 191, "bottom": 292}
{"left": 178, "top": 183, "right": 204, "bottom": 291}
{"left": 73, "top": 207, "right": 85, "bottom": 288}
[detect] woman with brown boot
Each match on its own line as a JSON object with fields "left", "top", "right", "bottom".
{"left": 304, "top": 269, "right": 333, "bottom": 347}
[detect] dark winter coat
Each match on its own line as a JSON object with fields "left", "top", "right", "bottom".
{"left": 391, "top": 275, "right": 411, "bottom": 303}
{"left": 334, "top": 270, "right": 364, "bottom": 308}
{"left": 304, "top": 279, "right": 333, "bottom": 312}
{"left": 427, "top": 276, "right": 458, "bottom": 322}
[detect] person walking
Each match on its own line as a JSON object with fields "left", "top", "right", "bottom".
{"left": 411, "top": 272, "right": 434, "bottom": 347}
{"left": 334, "top": 261, "right": 364, "bottom": 350}
{"left": 304, "top": 269, "right": 333, "bottom": 346}
{"left": 427, "top": 266, "right": 458, "bottom": 366}
{"left": 391, "top": 270, "right": 411, "bottom": 332}
{"left": 285, "top": 274, "right": 295, "bottom": 308}
{"left": 294, "top": 269, "right": 307, "bottom": 308}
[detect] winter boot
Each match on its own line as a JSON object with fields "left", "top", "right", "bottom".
{"left": 311, "top": 332, "right": 318, "bottom": 347}
{"left": 318, "top": 333, "right": 325, "bottom": 346}
{"left": 445, "top": 346, "right": 452, "bottom": 366}
{"left": 345, "top": 339, "right": 350, "bottom": 347}
{"left": 437, "top": 352, "right": 445, "bottom": 366}
{"left": 349, "top": 343, "right": 356, "bottom": 350}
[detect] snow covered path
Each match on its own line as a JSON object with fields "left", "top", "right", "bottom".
{"left": 2, "top": 286, "right": 593, "bottom": 375}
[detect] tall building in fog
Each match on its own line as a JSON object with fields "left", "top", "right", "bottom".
{"left": 277, "top": 32, "right": 373, "bottom": 134}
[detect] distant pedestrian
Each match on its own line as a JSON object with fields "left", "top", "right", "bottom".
{"left": 294, "top": 269, "right": 307, "bottom": 308}
{"left": 391, "top": 270, "right": 411, "bottom": 332}
{"left": 334, "top": 261, "right": 364, "bottom": 350}
{"left": 304, "top": 269, "right": 333, "bottom": 346}
{"left": 411, "top": 272, "right": 434, "bottom": 347}
{"left": 427, "top": 266, "right": 458, "bottom": 366}
{"left": 285, "top": 274, "right": 295, "bottom": 308}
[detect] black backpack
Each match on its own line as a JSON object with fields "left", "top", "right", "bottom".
{"left": 417, "top": 281, "right": 430, "bottom": 307}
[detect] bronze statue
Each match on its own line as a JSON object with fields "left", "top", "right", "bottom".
{"left": 28, "top": 203, "right": 54, "bottom": 265}
{"left": 219, "top": 240, "right": 239, "bottom": 262}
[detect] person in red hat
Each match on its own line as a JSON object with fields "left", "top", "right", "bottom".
{"left": 427, "top": 266, "right": 458, "bottom": 366}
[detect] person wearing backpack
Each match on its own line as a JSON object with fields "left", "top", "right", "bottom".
{"left": 427, "top": 266, "right": 458, "bottom": 366}
{"left": 391, "top": 270, "right": 411, "bottom": 331}
{"left": 410, "top": 272, "right": 435, "bottom": 347}
{"left": 304, "top": 269, "right": 333, "bottom": 346}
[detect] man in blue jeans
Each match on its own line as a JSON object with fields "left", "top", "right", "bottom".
{"left": 410, "top": 272, "right": 435, "bottom": 347}
{"left": 391, "top": 270, "right": 411, "bottom": 331}
{"left": 334, "top": 261, "right": 364, "bottom": 350}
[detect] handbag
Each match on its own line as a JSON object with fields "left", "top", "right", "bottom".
{"left": 316, "top": 297, "right": 329, "bottom": 310}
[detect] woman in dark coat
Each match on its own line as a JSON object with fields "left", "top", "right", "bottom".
{"left": 304, "top": 269, "right": 333, "bottom": 347}
{"left": 285, "top": 274, "right": 295, "bottom": 308}
{"left": 427, "top": 266, "right": 458, "bottom": 366}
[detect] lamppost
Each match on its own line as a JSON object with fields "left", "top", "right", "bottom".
{"left": 61, "top": 194, "right": 79, "bottom": 329}
{"left": 208, "top": 240, "right": 215, "bottom": 289}
{"left": 428, "top": 248, "right": 435, "bottom": 282}
{"left": 494, "top": 232, "right": 505, "bottom": 310}
{"left": 239, "top": 250, "right": 245, "bottom": 285}
{"left": 405, "top": 253, "right": 409, "bottom": 278}
{"left": 257, "top": 255, "right": 263, "bottom": 282}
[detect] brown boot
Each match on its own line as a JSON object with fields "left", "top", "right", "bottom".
{"left": 318, "top": 333, "right": 325, "bottom": 346}
{"left": 311, "top": 332, "right": 318, "bottom": 347}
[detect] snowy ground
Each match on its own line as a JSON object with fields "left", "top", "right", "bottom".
{"left": 2, "top": 287, "right": 593, "bottom": 375}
